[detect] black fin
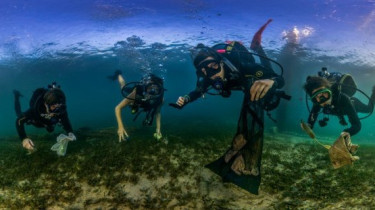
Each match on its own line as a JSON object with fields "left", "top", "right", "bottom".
{"left": 205, "top": 156, "right": 261, "bottom": 195}
{"left": 107, "top": 69, "right": 122, "bottom": 81}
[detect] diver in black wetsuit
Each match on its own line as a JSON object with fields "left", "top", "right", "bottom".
{"left": 303, "top": 75, "right": 375, "bottom": 137}
{"left": 13, "top": 83, "right": 76, "bottom": 152}
{"left": 110, "top": 71, "right": 164, "bottom": 142}
{"left": 173, "top": 19, "right": 286, "bottom": 194}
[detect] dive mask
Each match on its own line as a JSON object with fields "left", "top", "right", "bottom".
{"left": 310, "top": 88, "right": 332, "bottom": 105}
{"left": 48, "top": 103, "right": 66, "bottom": 114}
{"left": 146, "top": 84, "right": 161, "bottom": 96}
{"left": 197, "top": 59, "right": 221, "bottom": 78}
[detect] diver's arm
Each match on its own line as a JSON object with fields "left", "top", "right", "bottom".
{"left": 307, "top": 105, "right": 321, "bottom": 129}
{"left": 266, "top": 64, "right": 285, "bottom": 89}
{"left": 154, "top": 101, "right": 163, "bottom": 140}
{"left": 15, "top": 109, "right": 33, "bottom": 140}
{"left": 185, "top": 78, "right": 210, "bottom": 103}
{"left": 16, "top": 116, "right": 28, "bottom": 140}
{"left": 177, "top": 77, "right": 209, "bottom": 107}
{"left": 115, "top": 90, "right": 135, "bottom": 142}
{"left": 16, "top": 110, "right": 36, "bottom": 150}
{"left": 60, "top": 113, "right": 73, "bottom": 134}
{"left": 342, "top": 96, "right": 361, "bottom": 136}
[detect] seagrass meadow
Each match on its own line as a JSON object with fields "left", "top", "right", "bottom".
{"left": 1, "top": 124, "right": 374, "bottom": 209}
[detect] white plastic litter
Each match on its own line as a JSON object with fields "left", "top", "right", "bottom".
{"left": 51, "top": 134, "right": 74, "bottom": 156}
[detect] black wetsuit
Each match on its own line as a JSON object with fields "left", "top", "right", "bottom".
{"left": 184, "top": 42, "right": 284, "bottom": 194}
{"left": 122, "top": 82, "right": 163, "bottom": 126}
{"left": 308, "top": 88, "right": 374, "bottom": 136}
{"left": 15, "top": 88, "right": 73, "bottom": 140}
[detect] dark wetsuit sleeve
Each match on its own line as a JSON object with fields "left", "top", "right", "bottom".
{"left": 241, "top": 61, "right": 284, "bottom": 89}
{"left": 60, "top": 113, "right": 73, "bottom": 133}
{"left": 307, "top": 104, "right": 321, "bottom": 129}
{"left": 271, "top": 74, "right": 284, "bottom": 89}
{"left": 341, "top": 96, "right": 361, "bottom": 136}
{"left": 185, "top": 77, "right": 210, "bottom": 104}
{"left": 265, "top": 64, "right": 284, "bottom": 89}
{"left": 15, "top": 109, "right": 33, "bottom": 140}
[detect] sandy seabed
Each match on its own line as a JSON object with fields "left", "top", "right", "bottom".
{"left": 0, "top": 126, "right": 374, "bottom": 209}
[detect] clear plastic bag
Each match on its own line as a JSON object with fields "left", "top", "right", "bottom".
{"left": 51, "top": 134, "right": 74, "bottom": 156}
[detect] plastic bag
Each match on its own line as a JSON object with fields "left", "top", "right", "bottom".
{"left": 51, "top": 134, "right": 74, "bottom": 156}
{"left": 329, "top": 134, "right": 359, "bottom": 169}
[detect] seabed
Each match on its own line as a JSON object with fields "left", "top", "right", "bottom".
{"left": 0, "top": 124, "right": 374, "bottom": 209}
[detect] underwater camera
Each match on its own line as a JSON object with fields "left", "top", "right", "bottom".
{"left": 318, "top": 67, "right": 330, "bottom": 78}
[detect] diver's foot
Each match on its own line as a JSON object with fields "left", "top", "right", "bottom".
{"left": 13, "top": 89, "right": 23, "bottom": 98}
{"left": 231, "top": 155, "right": 245, "bottom": 175}
{"left": 233, "top": 134, "right": 247, "bottom": 151}
{"left": 224, "top": 149, "right": 238, "bottom": 163}
{"left": 107, "top": 69, "right": 122, "bottom": 81}
{"left": 242, "top": 166, "right": 260, "bottom": 176}
{"left": 250, "top": 19, "right": 273, "bottom": 50}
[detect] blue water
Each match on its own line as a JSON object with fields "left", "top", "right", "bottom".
{"left": 1, "top": 0, "right": 375, "bottom": 143}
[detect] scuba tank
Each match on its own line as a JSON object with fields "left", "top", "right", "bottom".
{"left": 318, "top": 67, "right": 357, "bottom": 97}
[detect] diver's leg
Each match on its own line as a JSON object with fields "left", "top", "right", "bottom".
{"left": 237, "top": 103, "right": 264, "bottom": 176}
{"left": 242, "top": 131, "right": 263, "bottom": 176}
{"left": 13, "top": 90, "right": 23, "bottom": 117}
{"left": 225, "top": 101, "right": 248, "bottom": 163}
{"left": 250, "top": 19, "right": 273, "bottom": 69}
{"left": 118, "top": 74, "right": 126, "bottom": 89}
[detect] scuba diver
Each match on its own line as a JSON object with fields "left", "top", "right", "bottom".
{"left": 13, "top": 83, "right": 76, "bottom": 153}
{"left": 109, "top": 70, "right": 164, "bottom": 142}
{"left": 172, "top": 19, "right": 288, "bottom": 194}
{"left": 302, "top": 67, "right": 375, "bottom": 138}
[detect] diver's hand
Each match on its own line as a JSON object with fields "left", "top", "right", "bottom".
{"left": 340, "top": 131, "right": 350, "bottom": 140}
{"left": 22, "top": 138, "right": 35, "bottom": 151}
{"left": 68, "top": 132, "right": 77, "bottom": 141}
{"left": 117, "top": 127, "right": 129, "bottom": 142}
{"left": 250, "top": 79, "right": 275, "bottom": 101}
{"left": 153, "top": 132, "right": 163, "bottom": 141}
{"left": 176, "top": 96, "right": 186, "bottom": 107}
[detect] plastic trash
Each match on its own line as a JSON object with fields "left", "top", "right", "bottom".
{"left": 51, "top": 134, "right": 74, "bottom": 156}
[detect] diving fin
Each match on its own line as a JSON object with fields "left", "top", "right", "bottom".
{"left": 250, "top": 19, "right": 273, "bottom": 50}
{"left": 205, "top": 155, "right": 261, "bottom": 195}
{"left": 107, "top": 69, "right": 123, "bottom": 81}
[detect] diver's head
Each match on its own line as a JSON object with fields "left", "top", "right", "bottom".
{"left": 141, "top": 74, "right": 164, "bottom": 97}
{"left": 310, "top": 87, "right": 332, "bottom": 106}
{"left": 304, "top": 76, "right": 332, "bottom": 106}
{"left": 193, "top": 44, "right": 224, "bottom": 80}
{"left": 43, "top": 88, "right": 66, "bottom": 114}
